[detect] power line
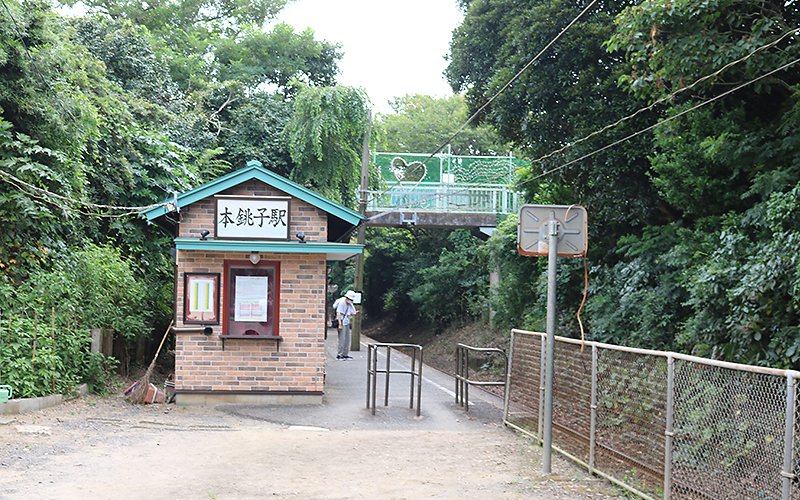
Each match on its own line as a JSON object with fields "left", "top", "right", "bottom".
{"left": 365, "top": 30, "right": 800, "bottom": 220}
{"left": 0, "top": 168, "right": 172, "bottom": 217}
{"left": 516, "top": 55, "right": 800, "bottom": 189}
{"left": 366, "top": 0, "right": 600, "bottom": 204}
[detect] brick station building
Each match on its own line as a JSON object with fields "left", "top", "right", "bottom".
{"left": 144, "top": 161, "right": 363, "bottom": 405}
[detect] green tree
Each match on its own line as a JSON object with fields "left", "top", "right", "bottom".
{"left": 607, "top": 0, "right": 800, "bottom": 219}
{"left": 379, "top": 94, "right": 510, "bottom": 155}
{"left": 213, "top": 23, "right": 341, "bottom": 93}
{"left": 286, "top": 85, "right": 371, "bottom": 206}
{"left": 0, "top": 0, "right": 202, "bottom": 334}
{"left": 216, "top": 92, "right": 295, "bottom": 176}
{"left": 586, "top": 0, "right": 800, "bottom": 365}
{"left": 447, "top": 0, "right": 666, "bottom": 260}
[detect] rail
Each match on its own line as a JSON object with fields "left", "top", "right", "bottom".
{"left": 365, "top": 182, "right": 522, "bottom": 215}
{"left": 454, "top": 343, "right": 507, "bottom": 412}
{"left": 366, "top": 343, "right": 423, "bottom": 417}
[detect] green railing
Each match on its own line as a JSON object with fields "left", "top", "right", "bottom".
{"left": 370, "top": 151, "right": 525, "bottom": 215}
{"left": 366, "top": 182, "right": 522, "bottom": 214}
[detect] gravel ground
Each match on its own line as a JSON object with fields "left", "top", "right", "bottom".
{"left": 0, "top": 393, "right": 631, "bottom": 500}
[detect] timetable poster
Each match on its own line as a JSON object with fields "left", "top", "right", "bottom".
{"left": 234, "top": 276, "right": 268, "bottom": 322}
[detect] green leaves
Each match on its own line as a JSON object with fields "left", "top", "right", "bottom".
{"left": 379, "top": 94, "right": 510, "bottom": 156}
{"left": 286, "top": 85, "right": 370, "bottom": 206}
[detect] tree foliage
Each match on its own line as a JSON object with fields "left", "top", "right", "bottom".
{"left": 364, "top": 228, "right": 489, "bottom": 328}
{"left": 447, "top": 0, "right": 665, "bottom": 258}
{"left": 286, "top": 85, "right": 370, "bottom": 206}
{"left": 379, "top": 94, "right": 510, "bottom": 155}
{"left": 446, "top": 0, "right": 800, "bottom": 370}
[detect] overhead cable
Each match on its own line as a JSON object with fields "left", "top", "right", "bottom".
{"left": 365, "top": 30, "right": 800, "bottom": 220}
{"left": 366, "top": 0, "right": 600, "bottom": 204}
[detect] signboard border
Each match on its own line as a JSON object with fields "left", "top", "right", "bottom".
{"left": 516, "top": 204, "right": 588, "bottom": 258}
{"left": 184, "top": 272, "right": 220, "bottom": 324}
{"left": 214, "top": 195, "right": 291, "bottom": 241}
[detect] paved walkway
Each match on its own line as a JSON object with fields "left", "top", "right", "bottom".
{"left": 225, "top": 329, "right": 506, "bottom": 431}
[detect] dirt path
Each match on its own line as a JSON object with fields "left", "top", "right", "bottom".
{"left": 0, "top": 395, "right": 627, "bottom": 500}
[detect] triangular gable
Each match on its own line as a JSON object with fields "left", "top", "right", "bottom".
{"left": 144, "top": 161, "right": 363, "bottom": 227}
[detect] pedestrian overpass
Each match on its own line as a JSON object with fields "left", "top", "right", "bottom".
{"left": 364, "top": 152, "right": 525, "bottom": 235}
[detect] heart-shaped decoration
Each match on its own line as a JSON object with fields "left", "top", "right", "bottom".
{"left": 391, "top": 157, "right": 427, "bottom": 183}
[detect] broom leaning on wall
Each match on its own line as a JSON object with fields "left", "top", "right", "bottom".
{"left": 130, "top": 320, "right": 173, "bottom": 405}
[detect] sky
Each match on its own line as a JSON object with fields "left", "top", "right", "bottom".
{"left": 271, "top": 0, "right": 466, "bottom": 114}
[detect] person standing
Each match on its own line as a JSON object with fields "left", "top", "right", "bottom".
{"left": 336, "top": 290, "right": 360, "bottom": 360}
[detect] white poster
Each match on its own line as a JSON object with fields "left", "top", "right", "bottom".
{"left": 234, "top": 276, "right": 269, "bottom": 322}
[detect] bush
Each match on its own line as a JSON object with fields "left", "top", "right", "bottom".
{"left": 0, "top": 243, "right": 146, "bottom": 397}
{"left": 0, "top": 315, "right": 115, "bottom": 397}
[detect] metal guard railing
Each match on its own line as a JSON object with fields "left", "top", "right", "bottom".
{"left": 455, "top": 343, "right": 507, "bottom": 412}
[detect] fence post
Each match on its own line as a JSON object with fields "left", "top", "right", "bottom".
{"left": 503, "top": 331, "right": 515, "bottom": 422}
{"left": 589, "top": 344, "right": 598, "bottom": 474}
{"left": 664, "top": 354, "right": 675, "bottom": 500}
{"left": 538, "top": 333, "right": 546, "bottom": 442}
{"left": 781, "top": 372, "right": 796, "bottom": 500}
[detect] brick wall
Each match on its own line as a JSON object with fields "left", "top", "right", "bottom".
{"left": 175, "top": 251, "right": 326, "bottom": 394}
{"left": 178, "top": 181, "right": 328, "bottom": 241}
{"left": 173, "top": 180, "right": 330, "bottom": 396}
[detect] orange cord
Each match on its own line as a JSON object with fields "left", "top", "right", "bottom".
{"left": 565, "top": 205, "right": 589, "bottom": 354}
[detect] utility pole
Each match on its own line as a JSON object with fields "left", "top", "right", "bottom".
{"left": 352, "top": 110, "right": 372, "bottom": 351}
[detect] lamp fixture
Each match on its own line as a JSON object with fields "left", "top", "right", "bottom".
{"left": 296, "top": 233, "right": 306, "bottom": 243}
{"left": 199, "top": 229, "right": 210, "bottom": 240}
{"left": 249, "top": 253, "right": 261, "bottom": 265}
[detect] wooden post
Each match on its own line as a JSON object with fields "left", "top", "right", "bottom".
{"left": 51, "top": 307, "right": 56, "bottom": 393}
{"left": 352, "top": 109, "right": 372, "bottom": 352}
{"left": 32, "top": 309, "right": 37, "bottom": 369}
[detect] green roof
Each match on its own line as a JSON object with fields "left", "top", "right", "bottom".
{"left": 173, "top": 238, "right": 362, "bottom": 261}
{"left": 143, "top": 161, "right": 363, "bottom": 226}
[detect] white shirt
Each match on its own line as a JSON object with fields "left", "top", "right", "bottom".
{"left": 336, "top": 299, "right": 357, "bottom": 326}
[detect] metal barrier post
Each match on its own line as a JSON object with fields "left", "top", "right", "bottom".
{"left": 589, "top": 344, "right": 597, "bottom": 474}
{"left": 454, "top": 344, "right": 508, "bottom": 413}
{"left": 384, "top": 346, "right": 391, "bottom": 407}
{"left": 455, "top": 345, "right": 461, "bottom": 406}
{"left": 781, "top": 372, "right": 796, "bottom": 500}
{"left": 409, "top": 347, "right": 416, "bottom": 410}
{"left": 371, "top": 344, "right": 378, "bottom": 415}
{"left": 365, "top": 343, "right": 423, "bottom": 417}
{"left": 464, "top": 349, "right": 469, "bottom": 411}
{"left": 664, "top": 354, "right": 674, "bottom": 500}
{"left": 366, "top": 344, "right": 372, "bottom": 409}
{"left": 416, "top": 348, "right": 423, "bottom": 417}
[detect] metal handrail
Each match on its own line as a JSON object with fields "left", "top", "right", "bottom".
{"left": 366, "top": 343, "right": 423, "bottom": 417}
{"left": 455, "top": 343, "right": 508, "bottom": 412}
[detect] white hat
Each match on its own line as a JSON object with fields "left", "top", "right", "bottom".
{"left": 345, "top": 290, "right": 357, "bottom": 301}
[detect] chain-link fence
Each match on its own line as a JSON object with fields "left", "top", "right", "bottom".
{"left": 505, "top": 329, "right": 800, "bottom": 500}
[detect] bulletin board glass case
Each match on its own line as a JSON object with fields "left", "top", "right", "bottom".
{"left": 223, "top": 261, "right": 279, "bottom": 337}
{"left": 184, "top": 273, "right": 220, "bottom": 324}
